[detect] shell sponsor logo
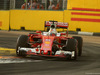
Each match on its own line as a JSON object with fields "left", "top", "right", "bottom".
{"left": 45, "top": 41, "right": 50, "bottom": 44}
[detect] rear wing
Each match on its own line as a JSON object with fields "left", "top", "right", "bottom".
{"left": 45, "top": 21, "right": 69, "bottom": 29}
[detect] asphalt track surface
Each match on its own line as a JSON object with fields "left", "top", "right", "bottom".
{"left": 0, "top": 31, "right": 100, "bottom": 75}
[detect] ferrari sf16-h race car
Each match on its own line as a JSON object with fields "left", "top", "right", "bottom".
{"left": 16, "top": 21, "right": 83, "bottom": 60}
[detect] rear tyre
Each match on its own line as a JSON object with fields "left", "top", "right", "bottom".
{"left": 16, "top": 35, "right": 29, "bottom": 57}
{"left": 62, "top": 39, "right": 78, "bottom": 60}
{"left": 73, "top": 36, "right": 83, "bottom": 56}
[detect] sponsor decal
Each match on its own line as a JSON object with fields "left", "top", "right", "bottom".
{"left": 45, "top": 41, "right": 50, "bottom": 44}
{"left": 71, "top": 18, "right": 100, "bottom": 22}
{"left": 45, "top": 39, "right": 51, "bottom": 41}
{"left": 71, "top": 11, "right": 100, "bottom": 22}
{"left": 71, "top": 12, "right": 100, "bottom": 16}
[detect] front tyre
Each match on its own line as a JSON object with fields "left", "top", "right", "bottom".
{"left": 73, "top": 36, "right": 83, "bottom": 56}
{"left": 16, "top": 35, "right": 29, "bottom": 57}
{"left": 62, "top": 39, "right": 78, "bottom": 60}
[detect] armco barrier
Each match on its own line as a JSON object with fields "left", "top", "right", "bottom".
{"left": 64, "top": 10, "right": 100, "bottom": 32}
{"left": 10, "top": 10, "right": 64, "bottom": 30}
{"left": 0, "top": 11, "right": 9, "bottom": 30}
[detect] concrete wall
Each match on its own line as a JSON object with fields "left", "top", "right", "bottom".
{"left": 64, "top": 10, "right": 100, "bottom": 32}
{"left": 0, "top": 0, "right": 100, "bottom": 33}
{"left": 0, "top": 11, "right": 9, "bottom": 30}
{"left": 10, "top": 10, "right": 63, "bottom": 30}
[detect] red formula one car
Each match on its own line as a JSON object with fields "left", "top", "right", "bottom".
{"left": 16, "top": 21, "right": 83, "bottom": 60}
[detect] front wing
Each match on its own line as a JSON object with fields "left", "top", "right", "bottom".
{"left": 18, "top": 47, "right": 75, "bottom": 58}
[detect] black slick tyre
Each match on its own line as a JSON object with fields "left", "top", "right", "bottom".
{"left": 62, "top": 39, "right": 78, "bottom": 60}
{"left": 16, "top": 35, "right": 29, "bottom": 57}
{"left": 72, "top": 36, "right": 83, "bottom": 56}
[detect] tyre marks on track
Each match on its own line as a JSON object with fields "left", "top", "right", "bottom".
{"left": 0, "top": 47, "right": 42, "bottom": 64}
{"left": 0, "top": 56, "right": 42, "bottom": 64}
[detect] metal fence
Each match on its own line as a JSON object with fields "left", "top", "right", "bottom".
{"left": 0, "top": 0, "right": 10, "bottom": 10}
{"left": 0, "top": 0, "right": 67, "bottom": 10}
{"left": 14, "top": 0, "right": 67, "bottom": 10}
